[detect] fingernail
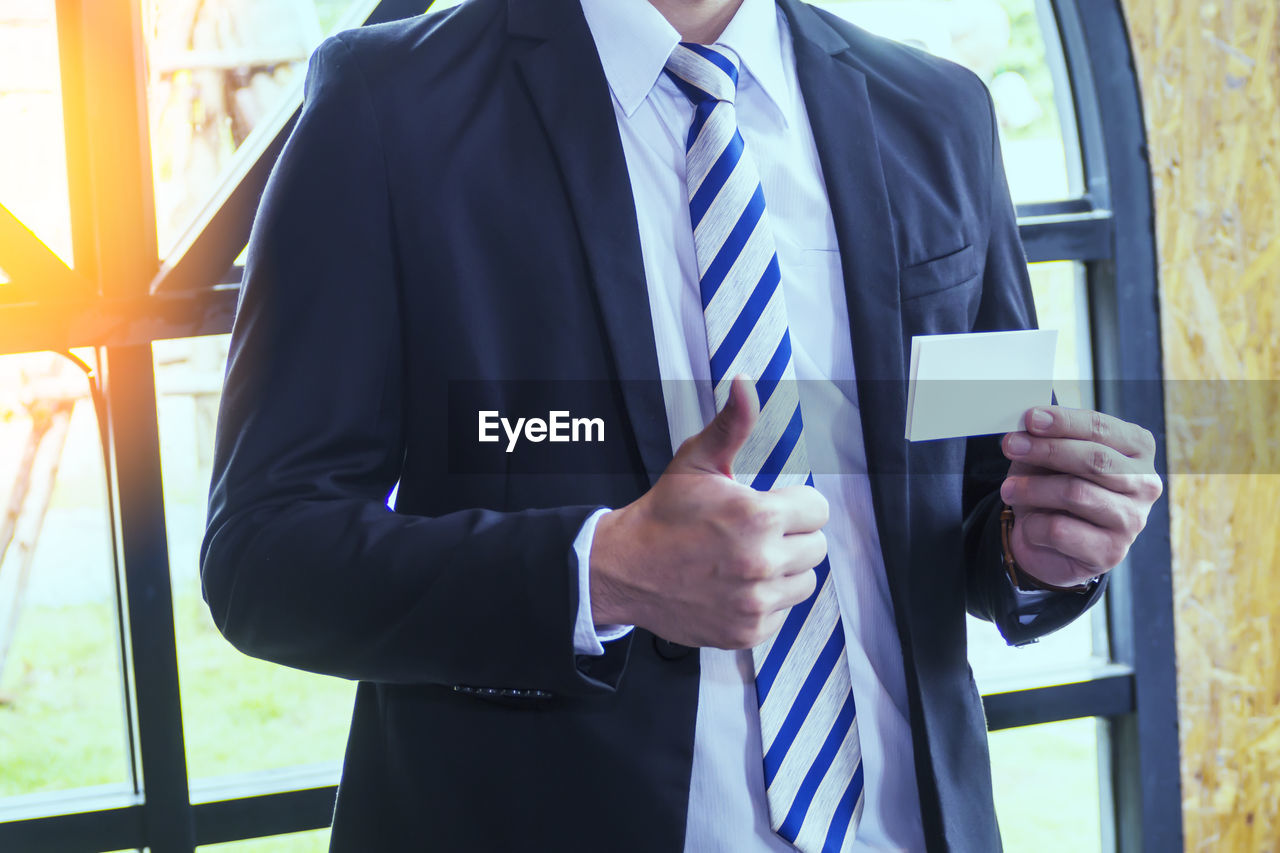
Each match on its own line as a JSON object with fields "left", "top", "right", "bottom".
{"left": 1007, "top": 434, "right": 1031, "bottom": 456}
{"left": 1000, "top": 479, "right": 1015, "bottom": 502}
{"left": 1030, "top": 408, "right": 1053, "bottom": 431}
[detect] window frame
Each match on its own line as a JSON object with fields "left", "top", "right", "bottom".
{"left": 0, "top": 0, "right": 1181, "bottom": 849}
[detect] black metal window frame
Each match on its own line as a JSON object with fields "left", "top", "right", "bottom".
{"left": 0, "top": 0, "right": 1181, "bottom": 849}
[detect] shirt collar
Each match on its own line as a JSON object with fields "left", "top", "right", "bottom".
{"left": 579, "top": 0, "right": 792, "bottom": 120}
{"left": 718, "top": 0, "right": 792, "bottom": 120}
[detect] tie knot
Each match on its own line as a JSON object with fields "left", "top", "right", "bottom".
{"left": 665, "top": 42, "right": 740, "bottom": 106}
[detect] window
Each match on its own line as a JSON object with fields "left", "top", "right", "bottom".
{"left": 989, "top": 718, "right": 1103, "bottom": 852}
{"left": 198, "top": 829, "right": 330, "bottom": 851}
{"left": 141, "top": 0, "right": 374, "bottom": 254}
{"left": 0, "top": 352, "right": 132, "bottom": 803}
{"left": 0, "top": 1, "right": 73, "bottom": 268}
{"left": 0, "top": 0, "right": 1178, "bottom": 849}
{"left": 814, "top": 0, "right": 1083, "bottom": 203}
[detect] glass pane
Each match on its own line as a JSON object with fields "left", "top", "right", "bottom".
{"left": 0, "top": 351, "right": 131, "bottom": 799}
{"left": 0, "top": 0, "right": 74, "bottom": 267}
{"left": 1031, "top": 260, "right": 1094, "bottom": 409}
{"left": 809, "top": 0, "right": 1081, "bottom": 203}
{"left": 967, "top": 598, "right": 1098, "bottom": 688}
{"left": 143, "top": 0, "right": 376, "bottom": 255}
{"left": 153, "top": 335, "right": 356, "bottom": 783}
{"left": 199, "top": 828, "right": 330, "bottom": 851}
{"left": 988, "top": 718, "right": 1102, "bottom": 851}
{"left": 966, "top": 261, "right": 1103, "bottom": 685}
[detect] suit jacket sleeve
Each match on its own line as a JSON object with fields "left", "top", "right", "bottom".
{"left": 960, "top": 84, "right": 1107, "bottom": 646}
{"left": 200, "top": 35, "right": 631, "bottom": 694}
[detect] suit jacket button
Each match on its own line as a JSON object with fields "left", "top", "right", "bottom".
{"left": 653, "top": 636, "right": 693, "bottom": 661}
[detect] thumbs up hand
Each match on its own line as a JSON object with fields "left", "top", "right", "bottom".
{"left": 590, "top": 377, "right": 829, "bottom": 650}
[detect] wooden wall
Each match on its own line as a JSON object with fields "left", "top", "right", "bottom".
{"left": 1120, "top": 0, "right": 1280, "bottom": 848}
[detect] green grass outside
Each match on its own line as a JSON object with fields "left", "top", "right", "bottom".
{"left": 0, "top": 600, "right": 130, "bottom": 794}
{"left": 0, "top": 592, "right": 354, "bottom": 800}
{"left": 198, "top": 828, "right": 330, "bottom": 851}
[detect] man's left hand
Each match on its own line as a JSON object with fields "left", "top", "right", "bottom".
{"left": 999, "top": 406, "right": 1163, "bottom": 589}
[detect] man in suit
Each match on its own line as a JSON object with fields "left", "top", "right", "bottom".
{"left": 201, "top": 0, "right": 1163, "bottom": 848}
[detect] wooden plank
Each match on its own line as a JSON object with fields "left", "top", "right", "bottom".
{"left": 1122, "top": 0, "right": 1280, "bottom": 847}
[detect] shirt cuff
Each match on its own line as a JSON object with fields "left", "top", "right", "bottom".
{"left": 1010, "top": 584, "right": 1058, "bottom": 625}
{"left": 572, "top": 507, "right": 635, "bottom": 656}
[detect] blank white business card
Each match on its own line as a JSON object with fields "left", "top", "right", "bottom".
{"left": 906, "top": 329, "right": 1057, "bottom": 441}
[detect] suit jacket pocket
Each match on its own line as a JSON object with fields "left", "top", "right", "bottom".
{"left": 900, "top": 243, "right": 980, "bottom": 301}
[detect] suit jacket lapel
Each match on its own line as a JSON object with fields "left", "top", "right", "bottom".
{"left": 780, "top": 0, "right": 914, "bottom": 627}
{"left": 510, "top": 0, "right": 673, "bottom": 486}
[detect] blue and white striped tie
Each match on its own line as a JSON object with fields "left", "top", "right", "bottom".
{"left": 665, "top": 43, "right": 865, "bottom": 852}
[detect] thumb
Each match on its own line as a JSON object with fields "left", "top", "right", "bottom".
{"left": 678, "top": 375, "right": 759, "bottom": 478}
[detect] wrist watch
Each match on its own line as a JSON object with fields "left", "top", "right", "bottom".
{"left": 1000, "top": 505, "right": 1099, "bottom": 594}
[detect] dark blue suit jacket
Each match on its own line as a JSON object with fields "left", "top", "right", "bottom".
{"left": 201, "top": 0, "right": 1106, "bottom": 848}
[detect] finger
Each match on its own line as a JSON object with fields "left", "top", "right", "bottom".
{"left": 1017, "top": 510, "right": 1131, "bottom": 569}
{"left": 1000, "top": 474, "right": 1147, "bottom": 536}
{"left": 1002, "top": 433, "right": 1153, "bottom": 493}
{"left": 751, "top": 611, "right": 790, "bottom": 648}
{"left": 766, "top": 484, "right": 830, "bottom": 533}
{"left": 677, "top": 374, "right": 759, "bottom": 477}
{"left": 1009, "top": 538, "right": 1102, "bottom": 589}
{"left": 774, "top": 530, "right": 828, "bottom": 577}
{"left": 766, "top": 567, "right": 819, "bottom": 612}
{"left": 1024, "top": 406, "right": 1157, "bottom": 459}
{"left": 1005, "top": 458, "right": 1058, "bottom": 478}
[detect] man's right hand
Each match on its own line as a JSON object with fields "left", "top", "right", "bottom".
{"left": 589, "top": 376, "right": 829, "bottom": 650}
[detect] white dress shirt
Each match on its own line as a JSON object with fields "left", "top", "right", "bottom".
{"left": 571, "top": 0, "right": 927, "bottom": 848}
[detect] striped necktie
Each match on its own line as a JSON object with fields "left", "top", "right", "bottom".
{"left": 665, "top": 43, "right": 865, "bottom": 852}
